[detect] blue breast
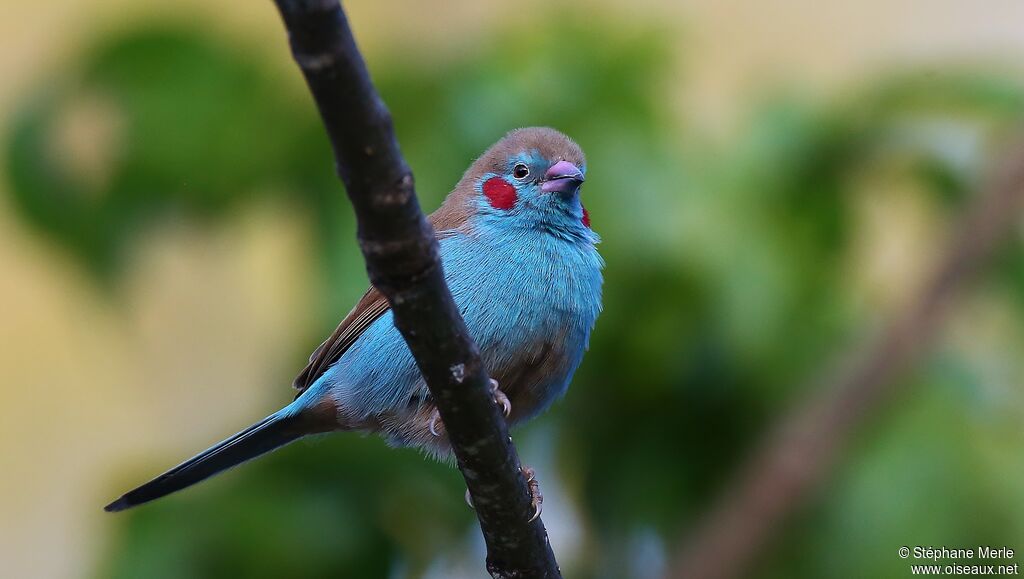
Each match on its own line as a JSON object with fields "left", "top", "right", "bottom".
{"left": 313, "top": 224, "right": 603, "bottom": 426}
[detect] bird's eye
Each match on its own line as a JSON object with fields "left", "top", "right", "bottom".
{"left": 512, "top": 163, "right": 530, "bottom": 180}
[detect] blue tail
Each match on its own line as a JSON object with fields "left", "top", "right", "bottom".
{"left": 105, "top": 410, "right": 306, "bottom": 512}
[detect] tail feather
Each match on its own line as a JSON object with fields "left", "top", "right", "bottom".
{"left": 104, "top": 412, "right": 305, "bottom": 512}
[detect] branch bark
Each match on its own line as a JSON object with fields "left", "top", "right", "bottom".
{"left": 669, "top": 139, "right": 1024, "bottom": 579}
{"left": 271, "top": 1, "right": 561, "bottom": 577}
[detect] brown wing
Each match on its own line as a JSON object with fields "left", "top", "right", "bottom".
{"left": 292, "top": 196, "right": 474, "bottom": 395}
{"left": 292, "top": 287, "right": 390, "bottom": 394}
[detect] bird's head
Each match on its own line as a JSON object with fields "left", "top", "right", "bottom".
{"left": 443, "top": 127, "right": 593, "bottom": 240}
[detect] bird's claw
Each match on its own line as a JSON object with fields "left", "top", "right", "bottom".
{"left": 433, "top": 379, "right": 507, "bottom": 438}
{"left": 523, "top": 465, "right": 543, "bottom": 522}
{"left": 490, "top": 378, "right": 511, "bottom": 418}
{"left": 428, "top": 408, "right": 443, "bottom": 437}
{"left": 463, "top": 466, "right": 543, "bottom": 523}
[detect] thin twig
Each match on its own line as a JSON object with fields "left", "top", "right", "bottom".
{"left": 271, "top": 1, "right": 561, "bottom": 577}
{"left": 669, "top": 139, "right": 1024, "bottom": 579}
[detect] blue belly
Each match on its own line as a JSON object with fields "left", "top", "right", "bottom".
{"left": 313, "top": 228, "right": 603, "bottom": 428}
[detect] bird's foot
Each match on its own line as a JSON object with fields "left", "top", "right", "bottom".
{"left": 428, "top": 408, "right": 444, "bottom": 437}
{"left": 523, "top": 465, "right": 543, "bottom": 522}
{"left": 429, "top": 378, "right": 507, "bottom": 438}
{"left": 464, "top": 465, "right": 543, "bottom": 523}
{"left": 490, "top": 378, "right": 511, "bottom": 418}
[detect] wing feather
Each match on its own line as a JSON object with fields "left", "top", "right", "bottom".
{"left": 292, "top": 288, "right": 390, "bottom": 394}
{"left": 292, "top": 198, "right": 474, "bottom": 395}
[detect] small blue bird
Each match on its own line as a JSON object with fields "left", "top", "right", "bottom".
{"left": 105, "top": 127, "right": 603, "bottom": 515}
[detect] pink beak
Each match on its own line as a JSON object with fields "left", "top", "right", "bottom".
{"left": 541, "top": 160, "right": 585, "bottom": 194}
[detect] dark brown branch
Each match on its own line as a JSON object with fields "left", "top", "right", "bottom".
{"left": 271, "top": 1, "right": 560, "bottom": 577}
{"left": 669, "top": 139, "right": 1024, "bottom": 579}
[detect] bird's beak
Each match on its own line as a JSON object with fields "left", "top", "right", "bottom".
{"left": 541, "top": 160, "right": 585, "bottom": 194}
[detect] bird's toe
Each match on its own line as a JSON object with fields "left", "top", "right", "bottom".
{"left": 463, "top": 465, "right": 543, "bottom": 522}
{"left": 489, "top": 378, "right": 512, "bottom": 418}
{"left": 523, "top": 465, "right": 544, "bottom": 522}
{"left": 428, "top": 408, "right": 444, "bottom": 437}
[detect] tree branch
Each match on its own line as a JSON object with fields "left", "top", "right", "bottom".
{"left": 271, "top": 1, "right": 561, "bottom": 577}
{"left": 669, "top": 139, "right": 1024, "bottom": 579}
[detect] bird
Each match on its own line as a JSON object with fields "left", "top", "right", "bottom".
{"left": 104, "top": 127, "right": 604, "bottom": 517}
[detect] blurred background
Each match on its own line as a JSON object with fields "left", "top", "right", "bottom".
{"left": 3, "top": 1, "right": 1024, "bottom": 577}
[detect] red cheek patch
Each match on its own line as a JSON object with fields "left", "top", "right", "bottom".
{"left": 582, "top": 205, "right": 591, "bottom": 228}
{"left": 483, "top": 177, "right": 517, "bottom": 210}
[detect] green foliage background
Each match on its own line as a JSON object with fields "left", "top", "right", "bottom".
{"left": 7, "top": 14, "right": 1024, "bottom": 579}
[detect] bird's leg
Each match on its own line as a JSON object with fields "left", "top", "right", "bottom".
{"left": 464, "top": 465, "right": 543, "bottom": 522}
{"left": 429, "top": 379, "right": 508, "bottom": 439}
{"left": 489, "top": 378, "right": 512, "bottom": 418}
{"left": 428, "top": 407, "right": 444, "bottom": 437}
{"left": 523, "top": 465, "right": 543, "bottom": 522}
